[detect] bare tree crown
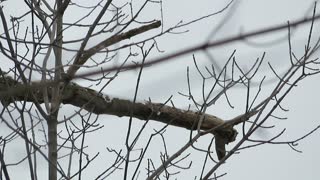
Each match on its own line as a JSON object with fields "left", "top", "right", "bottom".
{"left": 0, "top": 1, "right": 320, "bottom": 180}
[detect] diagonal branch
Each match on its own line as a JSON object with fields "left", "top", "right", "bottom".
{"left": 72, "top": 13, "right": 320, "bottom": 80}
{"left": 66, "top": 20, "right": 161, "bottom": 78}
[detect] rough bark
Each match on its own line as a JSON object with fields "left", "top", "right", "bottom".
{"left": 0, "top": 73, "right": 238, "bottom": 142}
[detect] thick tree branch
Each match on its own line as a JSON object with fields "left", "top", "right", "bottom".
{"left": 0, "top": 73, "right": 238, "bottom": 144}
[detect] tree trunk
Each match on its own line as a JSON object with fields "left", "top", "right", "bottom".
{"left": 48, "top": 1, "right": 64, "bottom": 179}
{"left": 48, "top": 112, "right": 58, "bottom": 180}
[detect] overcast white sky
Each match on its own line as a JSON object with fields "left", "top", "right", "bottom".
{"left": 1, "top": 0, "right": 320, "bottom": 179}
{"left": 140, "top": 1, "right": 320, "bottom": 180}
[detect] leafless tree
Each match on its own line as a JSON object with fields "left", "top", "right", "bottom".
{"left": 0, "top": 0, "right": 320, "bottom": 180}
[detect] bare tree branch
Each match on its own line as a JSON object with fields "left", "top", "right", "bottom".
{"left": 0, "top": 75, "right": 237, "bottom": 141}
{"left": 66, "top": 20, "right": 161, "bottom": 79}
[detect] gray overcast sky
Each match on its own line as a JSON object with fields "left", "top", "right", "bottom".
{"left": 96, "top": 0, "right": 320, "bottom": 179}
{"left": 1, "top": 0, "right": 320, "bottom": 179}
